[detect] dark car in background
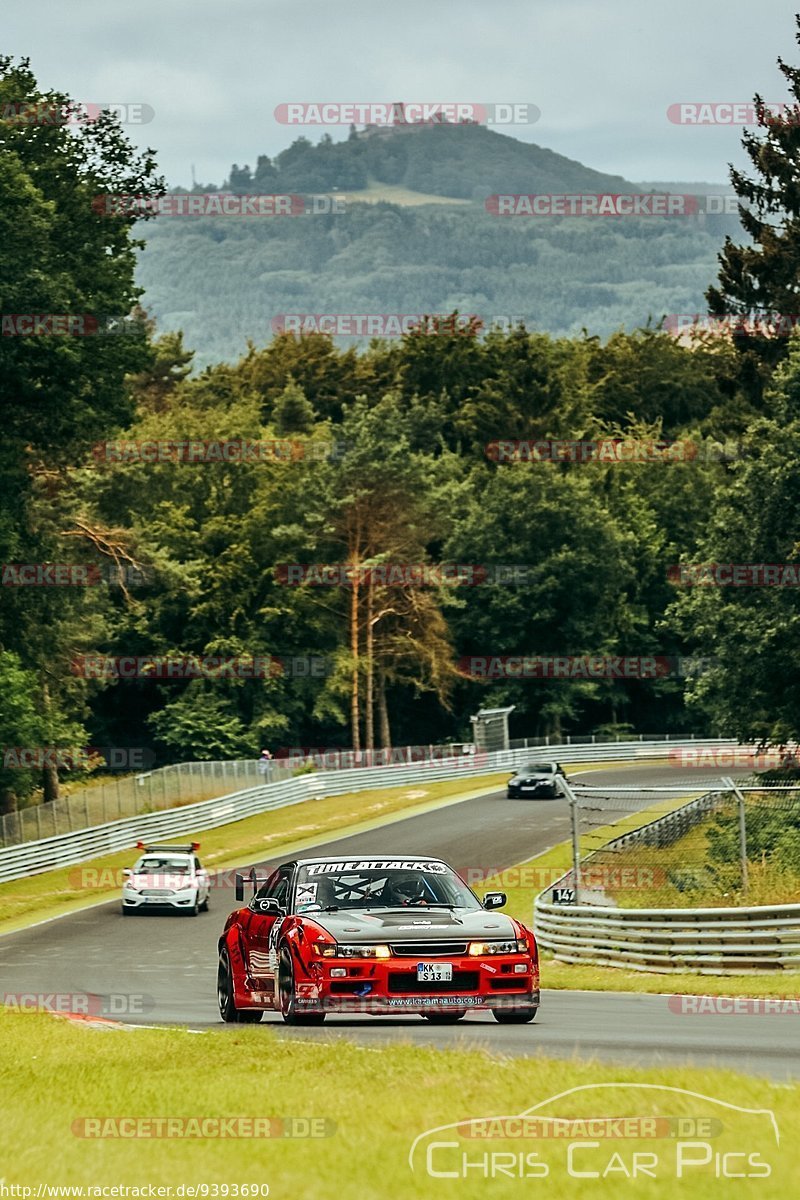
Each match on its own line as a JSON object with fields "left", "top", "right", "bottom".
{"left": 506, "top": 761, "right": 567, "bottom": 799}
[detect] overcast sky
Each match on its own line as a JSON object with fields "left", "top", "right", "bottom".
{"left": 2, "top": 1, "right": 798, "bottom": 187}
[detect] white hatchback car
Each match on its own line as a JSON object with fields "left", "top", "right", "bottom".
{"left": 122, "top": 842, "right": 210, "bottom": 916}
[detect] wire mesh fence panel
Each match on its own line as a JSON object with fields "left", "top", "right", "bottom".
{"left": 563, "top": 778, "right": 800, "bottom": 909}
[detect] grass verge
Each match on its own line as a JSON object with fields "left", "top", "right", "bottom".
{"left": 0, "top": 1008, "right": 794, "bottom": 1199}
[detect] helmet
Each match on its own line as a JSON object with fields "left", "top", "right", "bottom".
{"left": 385, "top": 874, "right": 427, "bottom": 905}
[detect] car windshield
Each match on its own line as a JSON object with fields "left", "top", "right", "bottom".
{"left": 524, "top": 763, "right": 554, "bottom": 773}
{"left": 294, "top": 860, "right": 481, "bottom": 911}
{"left": 134, "top": 856, "right": 192, "bottom": 873}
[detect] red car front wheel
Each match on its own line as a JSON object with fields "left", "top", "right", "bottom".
{"left": 278, "top": 946, "right": 326, "bottom": 1025}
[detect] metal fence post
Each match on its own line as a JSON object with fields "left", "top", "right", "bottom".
{"left": 557, "top": 775, "right": 582, "bottom": 904}
{"left": 722, "top": 775, "right": 749, "bottom": 895}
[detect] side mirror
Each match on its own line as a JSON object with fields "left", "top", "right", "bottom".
{"left": 122, "top": 868, "right": 132, "bottom": 878}
{"left": 483, "top": 891, "right": 507, "bottom": 910}
{"left": 254, "top": 897, "right": 284, "bottom": 915}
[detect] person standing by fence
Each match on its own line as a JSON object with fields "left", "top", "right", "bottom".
{"left": 258, "top": 749, "right": 273, "bottom": 781}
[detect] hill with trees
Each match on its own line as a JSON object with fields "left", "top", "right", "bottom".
{"left": 137, "top": 123, "right": 743, "bottom": 368}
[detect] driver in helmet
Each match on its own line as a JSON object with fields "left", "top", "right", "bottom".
{"left": 382, "top": 872, "right": 429, "bottom": 906}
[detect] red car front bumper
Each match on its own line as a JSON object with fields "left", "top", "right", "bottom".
{"left": 288, "top": 952, "right": 539, "bottom": 1014}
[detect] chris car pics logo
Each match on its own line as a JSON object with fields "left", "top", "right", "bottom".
{"left": 409, "top": 1083, "right": 779, "bottom": 1181}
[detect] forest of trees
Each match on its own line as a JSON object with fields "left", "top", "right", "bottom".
{"left": 4, "top": 24, "right": 800, "bottom": 811}
{"left": 138, "top": 196, "right": 743, "bottom": 369}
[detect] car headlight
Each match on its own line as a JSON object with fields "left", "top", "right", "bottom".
{"left": 336, "top": 944, "right": 391, "bottom": 959}
{"left": 310, "top": 941, "right": 337, "bottom": 958}
{"left": 468, "top": 940, "right": 528, "bottom": 956}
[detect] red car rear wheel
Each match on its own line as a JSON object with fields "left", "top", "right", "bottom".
{"left": 218, "top": 947, "right": 263, "bottom": 1024}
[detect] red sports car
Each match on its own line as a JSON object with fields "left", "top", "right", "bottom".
{"left": 217, "top": 855, "right": 539, "bottom": 1025}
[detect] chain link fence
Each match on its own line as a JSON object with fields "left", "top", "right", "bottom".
{"left": 0, "top": 761, "right": 265, "bottom": 848}
{"left": 0, "top": 734, "right": 715, "bottom": 849}
{"left": 565, "top": 775, "right": 800, "bottom": 908}
{"left": 0, "top": 744, "right": 476, "bottom": 848}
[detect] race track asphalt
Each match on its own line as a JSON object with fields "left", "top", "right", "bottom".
{"left": 1, "top": 763, "right": 797, "bottom": 1079}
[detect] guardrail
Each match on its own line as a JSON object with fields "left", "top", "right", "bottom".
{"left": 0, "top": 738, "right": 734, "bottom": 884}
{"left": 0, "top": 731, "right": 719, "bottom": 849}
{"left": 535, "top": 788, "right": 800, "bottom": 973}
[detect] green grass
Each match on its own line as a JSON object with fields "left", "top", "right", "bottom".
{"left": 345, "top": 179, "right": 471, "bottom": 205}
{"left": 0, "top": 1008, "right": 794, "bottom": 1199}
{"left": 0, "top": 773, "right": 514, "bottom": 935}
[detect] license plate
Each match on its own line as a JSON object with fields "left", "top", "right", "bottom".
{"left": 417, "top": 962, "right": 453, "bottom": 982}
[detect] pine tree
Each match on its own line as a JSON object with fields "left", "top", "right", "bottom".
{"left": 706, "top": 15, "right": 800, "bottom": 371}
{"left": 272, "top": 378, "right": 316, "bottom": 433}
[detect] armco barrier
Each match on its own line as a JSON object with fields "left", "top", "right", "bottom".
{"left": 1, "top": 731, "right": 729, "bottom": 849}
{"left": 0, "top": 738, "right": 735, "bottom": 885}
{"left": 535, "top": 788, "right": 800, "bottom": 973}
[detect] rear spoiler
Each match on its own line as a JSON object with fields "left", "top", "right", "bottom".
{"left": 136, "top": 842, "right": 201, "bottom": 853}
{"left": 235, "top": 866, "right": 268, "bottom": 902}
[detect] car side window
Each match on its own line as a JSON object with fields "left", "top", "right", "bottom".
{"left": 272, "top": 869, "right": 293, "bottom": 909}
{"left": 255, "top": 866, "right": 293, "bottom": 907}
{"left": 255, "top": 868, "right": 281, "bottom": 901}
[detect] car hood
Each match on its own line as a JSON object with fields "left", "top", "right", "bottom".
{"left": 511, "top": 774, "right": 553, "bottom": 783}
{"left": 130, "top": 872, "right": 193, "bottom": 885}
{"left": 306, "top": 908, "right": 518, "bottom": 943}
